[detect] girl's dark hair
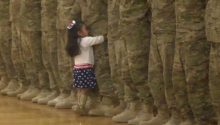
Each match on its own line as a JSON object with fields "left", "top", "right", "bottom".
{"left": 66, "top": 20, "right": 85, "bottom": 57}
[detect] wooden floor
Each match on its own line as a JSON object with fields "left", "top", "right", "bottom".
{"left": 0, "top": 95, "right": 125, "bottom": 125}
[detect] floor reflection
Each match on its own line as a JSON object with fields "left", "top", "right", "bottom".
{"left": 0, "top": 95, "right": 125, "bottom": 125}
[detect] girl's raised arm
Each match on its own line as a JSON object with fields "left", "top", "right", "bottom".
{"left": 81, "top": 36, "right": 105, "bottom": 47}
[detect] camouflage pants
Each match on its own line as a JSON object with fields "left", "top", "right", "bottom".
{"left": 148, "top": 0, "right": 176, "bottom": 111}
{"left": 41, "top": 30, "right": 59, "bottom": 90}
{"left": 20, "top": 30, "right": 45, "bottom": 88}
{"left": 0, "top": 51, "right": 6, "bottom": 78}
{"left": 108, "top": 0, "right": 124, "bottom": 100}
{"left": 90, "top": 23, "right": 115, "bottom": 98}
{"left": 209, "top": 42, "right": 220, "bottom": 116}
{"left": 57, "top": 29, "right": 72, "bottom": 93}
{"left": 0, "top": 28, "right": 8, "bottom": 78}
{"left": 0, "top": 25, "right": 17, "bottom": 80}
{"left": 119, "top": 0, "right": 152, "bottom": 104}
{"left": 174, "top": 1, "right": 216, "bottom": 123}
{"left": 173, "top": 41, "right": 216, "bottom": 124}
{"left": 148, "top": 34, "right": 175, "bottom": 109}
{"left": 11, "top": 23, "right": 29, "bottom": 86}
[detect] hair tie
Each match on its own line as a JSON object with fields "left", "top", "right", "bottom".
{"left": 67, "top": 20, "right": 76, "bottom": 29}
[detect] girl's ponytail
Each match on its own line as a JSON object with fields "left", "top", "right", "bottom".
{"left": 65, "top": 20, "right": 84, "bottom": 57}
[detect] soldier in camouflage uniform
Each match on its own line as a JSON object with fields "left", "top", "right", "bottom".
{"left": 71, "top": 0, "right": 117, "bottom": 115}
{"left": 48, "top": 0, "right": 76, "bottom": 109}
{"left": 0, "top": 1, "right": 10, "bottom": 91}
{"left": 34, "top": 0, "right": 60, "bottom": 105}
{"left": 140, "top": 0, "right": 177, "bottom": 125}
{"left": 0, "top": 0, "right": 20, "bottom": 96}
{"left": 18, "top": 0, "right": 46, "bottom": 101}
{"left": 6, "top": 0, "right": 30, "bottom": 97}
{"left": 172, "top": 0, "right": 216, "bottom": 125}
{"left": 112, "top": 0, "right": 154, "bottom": 124}
{"left": 206, "top": 0, "right": 220, "bottom": 125}
{"left": 103, "top": 0, "right": 126, "bottom": 117}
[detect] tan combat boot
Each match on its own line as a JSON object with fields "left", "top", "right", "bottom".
{"left": 55, "top": 91, "right": 76, "bottom": 109}
{"left": 20, "top": 85, "right": 40, "bottom": 101}
{"left": 88, "top": 96, "right": 116, "bottom": 116}
{"left": 163, "top": 109, "right": 181, "bottom": 125}
{"left": 38, "top": 90, "right": 59, "bottom": 105}
{"left": 32, "top": 89, "right": 51, "bottom": 103}
{"left": 139, "top": 106, "right": 170, "bottom": 125}
{"left": 7, "top": 82, "right": 28, "bottom": 97}
{"left": 104, "top": 100, "right": 126, "bottom": 117}
{"left": 0, "top": 76, "right": 9, "bottom": 90}
{"left": 112, "top": 102, "right": 138, "bottom": 123}
{"left": 47, "top": 92, "right": 69, "bottom": 106}
{"left": 128, "top": 104, "right": 153, "bottom": 125}
{"left": 1, "top": 79, "right": 19, "bottom": 95}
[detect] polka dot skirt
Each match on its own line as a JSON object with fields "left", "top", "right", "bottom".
{"left": 73, "top": 67, "right": 97, "bottom": 89}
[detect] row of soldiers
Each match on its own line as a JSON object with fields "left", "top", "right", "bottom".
{"left": 0, "top": 0, "right": 220, "bottom": 125}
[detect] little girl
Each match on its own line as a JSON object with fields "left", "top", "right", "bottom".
{"left": 66, "top": 20, "right": 106, "bottom": 115}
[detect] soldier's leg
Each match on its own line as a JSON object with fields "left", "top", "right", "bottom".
{"left": 141, "top": 34, "right": 170, "bottom": 125}
{"left": 31, "top": 30, "right": 53, "bottom": 103}
{"left": 209, "top": 42, "right": 220, "bottom": 125}
{"left": 8, "top": 23, "right": 29, "bottom": 97}
{"left": 36, "top": 31, "right": 59, "bottom": 105}
{"left": 19, "top": 31, "right": 41, "bottom": 101}
{"left": 0, "top": 53, "right": 8, "bottom": 90}
{"left": 162, "top": 40, "right": 178, "bottom": 125}
{"left": 116, "top": 1, "right": 153, "bottom": 124}
{"left": 0, "top": 0, "right": 19, "bottom": 95}
{"left": 0, "top": 0, "right": 11, "bottom": 90}
{"left": 37, "top": 0, "right": 59, "bottom": 105}
{"left": 84, "top": 0, "right": 117, "bottom": 116}
{"left": 176, "top": 1, "right": 216, "bottom": 124}
{"left": 143, "top": 1, "right": 178, "bottom": 125}
{"left": 206, "top": 1, "right": 220, "bottom": 124}
{"left": 96, "top": 0, "right": 125, "bottom": 117}
{"left": 0, "top": 25, "right": 19, "bottom": 95}
{"left": 172, "top": 41, "right": 194, "bottom": 125}
{"left": 185, "top": 41, "right": 216, "bottom": 125}
{"left": 54, "top": 29, "right": 73, "bottom": 109}
{"left": 152, "top": 1, "right": 178, "bottom": 125}
{"left": 112, "top": 35, "right": 139, "bottom": 123}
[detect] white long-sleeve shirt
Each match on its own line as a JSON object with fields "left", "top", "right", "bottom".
{"left": 74, "top": 36, "right": 104, "bottom": 65}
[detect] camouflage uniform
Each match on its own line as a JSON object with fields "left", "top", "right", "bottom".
{"left": 70, "top": 0, "right": 123, "bottom": 116}
{"left": 84, "top": 0, "right": 126, "bottom": 117}
{"left": 107, "top": 0, "right": 124, "bottom": 102}
{"left": 173, "top": 0, "right": 216, "bottom": 124}
{"left": 8, "top": 0, "right": 30, "bottom": 96}
{"left": 0, "top": 0, "right": 19, "bottom": 95}
{"left": 0, "top": 52, "right": 8, "bottom": 90}
{"left": 206, "top": 0, "right": 220, "bottom": 124}
{"left": 112, "top": 0, "right": 154, "bottom": 123}
{"left": 72, "top": 0, "right": 115, "bottom": 110}
{"left": 41, "top": 0, "right": 59, "bottom": 91}
{"left": 118, "top": 0, "right": 152, "bottom": 105}
{"left": 0, "top": 0, "right": 8, "bottom": 89}
{"left": 36, "top": 0, "right": 60, "bottom": 105}
{"left": 141, "top": 0, "right": 176, "bottom": 125}
{"left": 56, "top": 0, "right": 75, "bottom": 93}
{"left": 19, "top": 0, "right": 44, "bottom": 100}
{"left": 49, "top": 0, "right": 76, "bottom": 109}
